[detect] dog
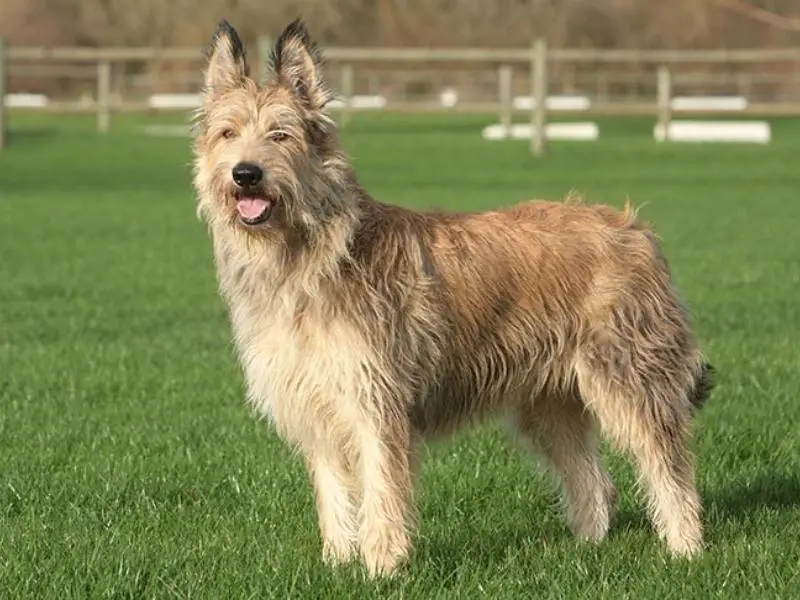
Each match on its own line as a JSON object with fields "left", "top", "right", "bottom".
{"left": 191, "top": 18, "right": 716, "bottom": 577}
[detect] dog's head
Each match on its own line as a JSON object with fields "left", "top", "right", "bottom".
{"left": 192, "top": 19, "right": 353, "bottom": 240}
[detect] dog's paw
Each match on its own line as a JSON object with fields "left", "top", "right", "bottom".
{"left": 665, "top": 530, "right": 704, "bottom": 559}
{"left": 322, "top": 538, "right": 357, "bottom": 567}
{"left": 361, "top": 527, "right": 411, "bottom": 578}
{"left": 566, "top": 480, "right": 618, "bottom": 544}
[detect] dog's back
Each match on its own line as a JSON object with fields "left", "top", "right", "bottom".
{"left": 345, "top": 197, "right": 710, "bottom": 437}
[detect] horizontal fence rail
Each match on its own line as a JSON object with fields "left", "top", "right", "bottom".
{"left": 7, "top": 46, "right": 800, "bottom": 64}
{"left": 1, "top": 39, "right": 799, "bottom": 154}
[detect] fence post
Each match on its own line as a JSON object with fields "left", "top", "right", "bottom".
{"left": 531, "top": 38, "right": 548, "bottom": 157}
{"left": 657, "top": 65, "right": 672, "bottom": 142}
{"left": 0, "top": 38, "right": 6, "bottom": 151}
{"left": 498, "top": 64, "right": 513, "bottom": 132}
{"left": 97, "top": 59, "right": 111, "bottom": 134}
{"left": 258, "top": 36, "right": 272, "bottom": 83}
{"left": 340, "top": 63, "right": 354, "bottom": 127}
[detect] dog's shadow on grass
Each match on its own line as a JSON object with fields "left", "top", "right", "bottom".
{"left": 415, "top": 492, "right": 630, "bottom": 579}
{"left": 705, "top": 471, "right": 800, "bottom": 526}
{"left": 417, "top": 519, "right": 552, "bottom": 578}
{"left": 417, "top": 471, "right": 800, "bottom": 577}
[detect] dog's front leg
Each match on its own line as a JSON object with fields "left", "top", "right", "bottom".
{"left": 305, "top": 452, "right": 359, "bottom": 566}
{"left": 357, "top": 421, "right": 415, "bottom": 578}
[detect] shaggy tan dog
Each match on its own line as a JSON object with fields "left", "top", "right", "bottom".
{"left": 191, "top": 18, "right": 715, "bottom": 577}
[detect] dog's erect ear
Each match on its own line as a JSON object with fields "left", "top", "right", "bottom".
{"left": 203, "top": 20, "right": 249, "bottom": 98}
{"left": 271, "top": 18, "right": 333, "bottom": 110}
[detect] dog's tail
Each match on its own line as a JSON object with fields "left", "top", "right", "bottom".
{"left": 691, "top": 361, "right": 716, "bottom": 411}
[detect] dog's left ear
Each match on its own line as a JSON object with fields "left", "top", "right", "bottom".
{"left": 203, "top": 20, "right": 249, "bottom": 99}
{"left": 271, "top": 18, "right": 333, "bottom": 110}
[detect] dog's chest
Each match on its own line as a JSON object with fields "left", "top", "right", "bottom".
{"left": 229, "top": 294, "right": 370, "bottom": 449}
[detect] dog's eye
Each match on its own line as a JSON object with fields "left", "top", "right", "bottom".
{"left": 271, "top": 131, "right": 289, "bottom": 142}
{"left": 221, "top": 128, "right": 236, "bottom": 140}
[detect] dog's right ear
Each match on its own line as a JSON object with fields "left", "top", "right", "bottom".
{"left": 203, "top": 20, "right": 249, "bottom": 99}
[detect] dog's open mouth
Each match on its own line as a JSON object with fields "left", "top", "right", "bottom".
{"left": 235, "top": 190, "right": 275, "bottom": 225}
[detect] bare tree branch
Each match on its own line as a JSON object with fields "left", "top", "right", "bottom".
{"left": 707, "top": 0, "right": 800, "bottom": 31}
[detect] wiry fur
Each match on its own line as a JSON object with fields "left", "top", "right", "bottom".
{"left": 192, "top": 18, "right": 716, "bottom": 577}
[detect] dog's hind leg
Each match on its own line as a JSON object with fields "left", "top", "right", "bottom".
{"left": 576, "top": 330, "right": 706, "bottom": 558}
{"left": 305, "top": 451, "right": 359, "bottom": 566}
{"left": 511, "top": 392, "right": 618, "bottom": 543}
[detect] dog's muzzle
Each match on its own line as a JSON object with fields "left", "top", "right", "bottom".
{"left": 231, "top": 162, "right": 274, "bottom": 225}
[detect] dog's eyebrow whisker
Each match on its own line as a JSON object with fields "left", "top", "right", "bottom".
{"left": 269, "top": 128, "right": 292, "bottom": 139}
{"left": 192, "top": 16, "right": 715, "bottom": 579}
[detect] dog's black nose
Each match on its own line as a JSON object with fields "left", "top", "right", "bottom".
{"left": 232, "top": 162, "right": 263, "bottom": 187}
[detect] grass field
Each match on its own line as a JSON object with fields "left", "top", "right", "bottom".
{"left": 1, "top": 111, "right": 799, "bottom": 599}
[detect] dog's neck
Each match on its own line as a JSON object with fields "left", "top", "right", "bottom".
{"left": 209, "top": 185, "right": 364, "bottom": 304}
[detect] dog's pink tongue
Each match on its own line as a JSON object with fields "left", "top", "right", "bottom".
{"left": 236, "top": 197, "right": 269, "bottom": 219}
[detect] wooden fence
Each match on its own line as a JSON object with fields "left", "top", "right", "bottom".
{"left": 1, "top": 39, "right": 800, "bottom": 155}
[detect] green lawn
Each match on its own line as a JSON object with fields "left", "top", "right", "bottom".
{"left": 1, "top": 112, "right": 799, "bottom": 599}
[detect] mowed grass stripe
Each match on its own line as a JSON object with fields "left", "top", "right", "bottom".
{"left": 0, "top": 113, "right": 798, "bottom": 598}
